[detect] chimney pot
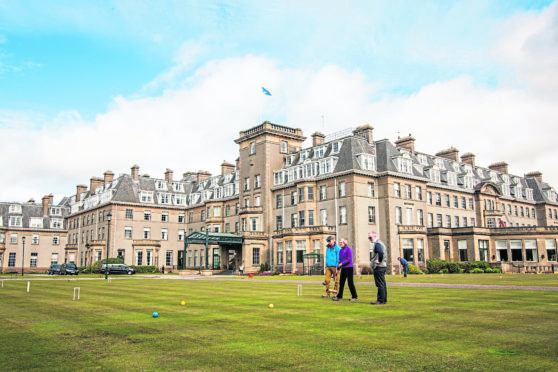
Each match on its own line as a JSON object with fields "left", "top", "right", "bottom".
{"left": 104, "top": 170, "right": 114, "bottom": 184}
{"left": 311, "top": 132, "right": 325, "bottom": 147}
{"left": 131, "top": 165, "right": 140, "bottom": 181}
{"left": 525, "top": 171, "right": 543, "bottom": 183}
{"left": 436, "top": 147, "right": 459, "bottom": 162}
{"left": 488, "top": 161, "right": 508, "bottom": 174}
{"left": 353, "top": 124, "right": 374, "bottom": 144}
{"left": 395, "top": 134, "right": 416, "bottom": 153}
{"left": 164, "top": 168, "right": 174, "bottom": 184}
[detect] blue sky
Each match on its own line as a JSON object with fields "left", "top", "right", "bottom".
{"left": 0, "top": 0, "right": 557, "bottom": 201}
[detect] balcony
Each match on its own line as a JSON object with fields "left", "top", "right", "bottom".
{"left": 483, "top": 209, "right": 503, "bottom": 218}
{"left": 398, "top": 225, "right": 427, "bottom": 234}
{"left": 274, "top": 225, "right": 336, "bottom": 237}
{"left": 132, "top": 239, "right": 161, "bottom": 248}
{"left": 239, "top": 206, "right": 263, "bottom": 215}
{"left": 64, "top": 244, "right": 78, "bottom": 251}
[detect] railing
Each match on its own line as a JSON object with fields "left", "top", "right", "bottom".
{"left": 275, "top": 225, "right": 336, "bottom": 236}
{"left": 397, "top": 225, "right": 427, "bottom": 234}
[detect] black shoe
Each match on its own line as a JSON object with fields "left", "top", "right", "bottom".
{"left": 332, "top": 296, "right": 341, "bottom": 301}
{"left": 370, "top": 301, "right": 382, "bottom": 305}
{"left": 321, "top": 294, "right": 330, "bottom": 298}
{"left": 350, "top": 298, "right": 358, "bottom": 302}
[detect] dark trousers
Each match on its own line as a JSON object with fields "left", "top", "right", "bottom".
{"left": 374, "top": 266, "right": 387, "bottom": 303}
{"left": 337, "top": 267, "right": 358, "bottom": 299}
{"left": 403, "top": 264, "right": 408, "bottom": 277}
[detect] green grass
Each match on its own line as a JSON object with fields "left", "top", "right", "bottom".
{"left": 1, "top": 277, "right": 557, "bottom": 371}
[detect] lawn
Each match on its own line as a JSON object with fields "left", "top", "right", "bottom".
{"left": 0, "top": 277, "right": 557, "bottom": 371}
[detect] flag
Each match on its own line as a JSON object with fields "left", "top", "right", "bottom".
{"left": 261, "top": 87, "right": 272, "bottom": 96}
{"left": 499, "top": 220, "right": 505, "bottom": 228}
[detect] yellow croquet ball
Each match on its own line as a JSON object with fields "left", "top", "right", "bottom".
{"left": 269, "top": 304, "right": 274, "bottom": 309}
{"left": 180, "top": 301, "right": 186, "bottom": 306}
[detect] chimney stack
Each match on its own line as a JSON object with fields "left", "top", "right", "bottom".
{"left": 312, "top": 132, "right": 325, "bottom": 147}
{"left": 76, "top": 185, "right": 87, "bottom": 201}
{"left": 131, "top": 164, "right": 139, "bottom": 181}
{"left": 221, "top": 161, "right": 235, "bottom": 175}
{"left": 196, "top": 171, "right": 211, "bottom": 183}
{"left": 165, "top": 168, "right": 174, "bottom": 184}
{"left": 525, "top": 171, "right": 543, "bottom": 183}
{"left": 488, "top": 161, "right": 508, "bottom": 174}
{"left": 461, "top": 152, "right": 476, "bottom": 167}
{"left": 48, "top": 193, "right": 54, "bottom": 206}
{"left": 42, "top": 195, "right": 50, "bottom": 216}
{"left": 104, "top": 170, "right": 114, "bottom": 184}
{"left": 353, "top": 125, "right": 374, "bottom": 144}
{"left": 395, "top": 134, "right": 415, "bottom": 153}
{"left": 436, "top": 147, "right": 459, "bottom": 162}
{"left": 90, "top": 177, "right": 104, "bottom": 194}
{"left": 28, "top": 198, "right": 35, "bottom": 203}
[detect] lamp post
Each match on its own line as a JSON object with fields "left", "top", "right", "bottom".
{"left": 21, "top": 236, "right": 26, "bottom": 276}
{"left": 86, "top": 243, "right": 91, "bottom": 274}
{"left": 106, "top": 212, "right": 112, "bottom": 280}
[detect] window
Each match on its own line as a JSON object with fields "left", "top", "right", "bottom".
{"left": 161, "top": 228, "right": 168, "bottom": 240}
{"left": 125, "top": 209, "right": 133, "bottom": 219}
{"left": 458, "top": 240, "right": 468, "bottom": 262}
{"left": 394, "top": 183, "right": 401, "bottom": 197}
{"left": 436, "top": 214, "right": 442, "bottom": 227}
{"left": 296, "top": 240, "right": 306, "bottom": 263}
{"left": 291, "top": 213, "right": 298, "bottom": 228}
{"left": 30, "top": 252, "right": 38, "bottom": 268}
{"left": 299, "top": 187, "right": 305, "bottom": 202}
{"left": 415, "top": 186, "right": 422, "bottom": 200}
{"left": 161, "top": 212, "right": 169, "bottom": 222}
{"left": 178, "top": 214, "right": 185, "bottom": 223}
{"left": 404, "top": 208, "right": 412, "bottom": 225}
{"left": 445, "top": 215, "right": 451, "bottom": 228}
{"left": 369, "top": 182, "right": 375, "bottom": 197}
{"left": 252, "top": 248, "right": 260, "bottom": 265}
{"left": 299, "top": 211, "right": 305, "bottom": 226}
{"left": 178, "top": 229, "right": 185, "bottom": 241}
{"left": 291, "top": 191, "right": 297, "bottom": 206}
{"left": 453, "top": 196, "right": 458, "bottom": 208}
{"left": 320, "top": 209, "right": 327, "bottom": 225}
{"left": 468, "top": 198, "right": 474, "bottom": 209}
{"left": 9, "top": 204, "right": 22, "bottom": 213}
{"left": 339, "top": 206, "right": 347, "bottom": 224}
{"left": 463, "top": 217, "right": 468, "bottom": 227}
{"left": 96, "top": 250, "right": 102, "bottom": 262}
{"left": 427, "top": 191, "right": 432, "bottom": 205}
{"left": 320, "top": 185, "right": 327, "bottom": 200}
{"left": 417, "top": 239, "right": 424, "bottom": 263}
{"left": 125, "top": 227, "right": 132, "bottom": 239}
{"left": 10, "top": 233, "right": 18, "bottom": 244}
{"left": 8, "top": 252, "right": 16, "bottom": 267}
{"left": 417, "top": 209, "right": 424, "bottom": 226}
{"left": 144, "top": 211, "right": 151, "bottom": 221}
{"left": 487, "top": 218, "right": 496, "bottom": 228}
{"left": 286, "top": 241, "right": 292, "bottom": 264}
{"left": 478, "top": 240, "right": 488, "bottom": 261}
{"left": 277, "top": 242, "right": 283, "bottom": 264}
{"left": 29, "top": 217, "right": 43, "bottom": 228}
{"left": 244, "top": 177, "right": 250, "bottom": 191}
{"left": 242, "top": 218, "right": 247, "bottom": 232}
{"left": 444, "top": 194, "right": 450, "bottom": 207}
{"left": 250, "top": 217, "right": 258, "bottom": 231}
{"left": 0, "top": 233, "right": 4, "bottom": 244}
{"left": 250, "top": 142, "right": 255, "bottom": 154}
{"left": 51, "top": 218, "right": 63, "bottom": 229}
{"left": 428, "top": 213, "right": 433, "bottom": 228}
{"left": 496, "top": 240, "right": 508, "bottom": 261}
{"left": 435, "top": 193, "right": 441, "bottom": 206}
{"left": 525, "top": 239, "right": 538, "bottom": 262}
{"left": 9, "top": 216, "right": 22, "bottom": 227}
{"left": 545, "top": 239, "right": 557, "bottom": 262}
{"left": 143, "top": 228, "right": 150, "bottom": 239}
{"left": 146, "top": 250, "right": 153, "bottom": 266}
{"left": 51, "top": 253, "right": 58, "bottom": 264}
{"left": 454, "top": 216, "right": 459, "bottom": 228}
{"left": 308, "top": 210, "right": 314, "bottom": 226}
{"left": 276, "top": 194, "right": 283, "bottom": 208}
{"left": 166, "top": 251, "right": 173, "bottom": 266}
{"left": 339, "top": 182, "right": 346, "bottom": 197}
{"left": 255, "top": 174, "right": 261, "bottom": 188}
{"left": 395, "top": 207, "right": 402, "bottom": 224}
{"left": 201, "top": 210, "right": 206, "bottom": 221}
{"left": 53, "top": 235, "right": 59, "bottom": 245}
{"left": 281, "top": 140, "right": 288, "bottom": 153}
{"left": 276, "top": 216, "right": 283, "bottom": 231}
{"left": 368, "top": 206, "right": 376, "bottom": 224}
{"left": 511, "top": 240, "right": 523, "bottom": 261}
{"left": 405, "top": 184, "right": 412, "bottom": 199}
{"left": 32, "top": 234, "right": 39, "bottom": 245}
{"left": 402, "top": 238, "right": 414, "bottom": 262}
{"left": 307, "top": 187, "right": 314, "bottom": 201}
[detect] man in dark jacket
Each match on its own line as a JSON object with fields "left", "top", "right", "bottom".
{"left": 369, "top": 231, "right": 387, "bottom": 305}
{"left": 398, "top": 256, "right": 409, "bottom": 277}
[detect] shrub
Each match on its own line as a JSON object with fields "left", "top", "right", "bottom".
{"left": 361, "top": 266, "right": 373, "bottom": 275}
{"left": 88, "top": 258, "right": 124, "bottom": 273}
{"left": 408, "top": 264, "right": 424, "bottom": 275}
{"left": 426, "top": 259, "right": 448, "bottom": 274}
{"left": 484, "top": 268, "right": 494, "bottom": 273}
{"left": 441, "top": 268, "right": 449, "bottom": 274}
{"left": 471, "top": 268, "right": 484, "bottom": 274}
{"left": 131, "top": 265, "right": 160, "bottom": 274}
{"left": 492, "top": 268, "right": 501, "bottom": 273}
{"left": 447, "top": 262, "right": 460, "bottom": 274}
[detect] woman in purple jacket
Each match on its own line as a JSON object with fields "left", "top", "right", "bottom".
{"left": 332, "top": 239, "right": 358, "bottom": 302}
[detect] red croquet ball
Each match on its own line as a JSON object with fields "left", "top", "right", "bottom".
{"left": 249, "top": 273, "right": 253, "bottom": 278}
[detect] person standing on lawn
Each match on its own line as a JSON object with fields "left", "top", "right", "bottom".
{"left": 369, "top": 231, "right": 387, "bottom": 305}
{"left": 332, "top": 239, "right": 358, "bottom": 302}
{"left": 398, "top": 256, "right": 409, "bottom": 277}
{"left": 322, "top": 236, "right": 340, "bottom": 298}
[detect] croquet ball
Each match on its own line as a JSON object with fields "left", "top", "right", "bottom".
{"left": 180, "top": 301, "right": 186, "bottom": 306}
{"left": 152, "top": 312, "right": 159, "bottom": 318}
{"left": 269, "top": 304, "right": 274, "bottom": 309}
{"left": 249, "top": 273, "right": 253, "bottom": 278}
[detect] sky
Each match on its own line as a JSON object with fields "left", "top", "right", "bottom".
{"left": 1, "top": 0, "right": 557, "bottom": 202}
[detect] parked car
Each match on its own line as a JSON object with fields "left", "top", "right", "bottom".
{"left": 101, "top": 264, "right": 135, "bottom": 275}
{"left": 48, "top": 264, "right": 61, "bottom": 275}
{"left": 60, "top": 263, "right": 79, "bottom": 275}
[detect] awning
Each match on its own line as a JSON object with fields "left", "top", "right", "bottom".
{"left": 185, "top": 231, "right": 244, "bottom": 245}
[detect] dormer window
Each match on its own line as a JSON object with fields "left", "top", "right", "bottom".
{"left": 429, "top": 168, "right": 441, "bottom": 183}
{"left": 155, "top": 180, "right": 167, "bottom": 190}
{"left": 314, "top": 146, "right": 325, "bottom": 159}
{"left": 395, "top": 157, "right": 413, "bottom": 174}
{"left": 502, "top": 174, "right": 510, "bottom": 184}
{"left": 285, "top": 156, "right": 292, "bottom": 166}
{"left": 332, "top": 141, "right": 342, "bottom": 154}
{"left": 140, "top": 191, "right": 154, "bottom": 203}
{"left": 357, "top": 154, "right": 376, "bottom": 171}
{"left": 300, "top": 151, "right": 307, "bottom": 162}
{"left": 434, "top": 158, "right": 445, "bottom": 170}
{"left": 452, "top": 162, "right": 460, "bottom": 172}
{"left": 281, "top": 140, "right": 288, "bottom": 154}
{"left": 50, "top": 218, "right": 63, "bottom": 229}
{"left": 50, "top": 207, "right": 61, "bottom": 216}
{"left": 30, "top": 217, "right": 43, "bottom": 228}
{"left": 9, "top": 216, "right": 23, "bottom": 227}
{"left": 490, "top": 171, "right": 499, "bottom": 183}
{"left": 447, "top": 172, "right": 457, "bottom": 186}
{"left": 417, "top": 154, "right": 428, "bottom": 166}
{"left": 526, "top": 188, "right": 534, "bottom": 201}
{"left": 158, "top": 193, "right": 171, "bottom": 204}
{"left": 8, "top": 204, "right": 22, "bottom": 214}
{"left": 173, "top": 183, "right": 185, "bottom": 192}
{"left": 501, "top": 184, "right": 510, "bottom": 196}
{"left": 477, "top": 168, "right": 484, "bottom": 178}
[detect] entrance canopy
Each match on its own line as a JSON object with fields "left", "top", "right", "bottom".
{"left": 185, "top": 232, "right": 244, "bottom": 245}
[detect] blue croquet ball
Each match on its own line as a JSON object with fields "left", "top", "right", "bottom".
{"left": 152, "top": 312, "right": 159, "bottom": 318}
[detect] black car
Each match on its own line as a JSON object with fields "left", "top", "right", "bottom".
{"left": 101, "top": 264, "right": 135, "bottom": 275}
{"left": 60, "top": 263, "right": 79, "bottom": 275}
{"left": 48, "top": 264, "right": 61, "bottom": 275}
